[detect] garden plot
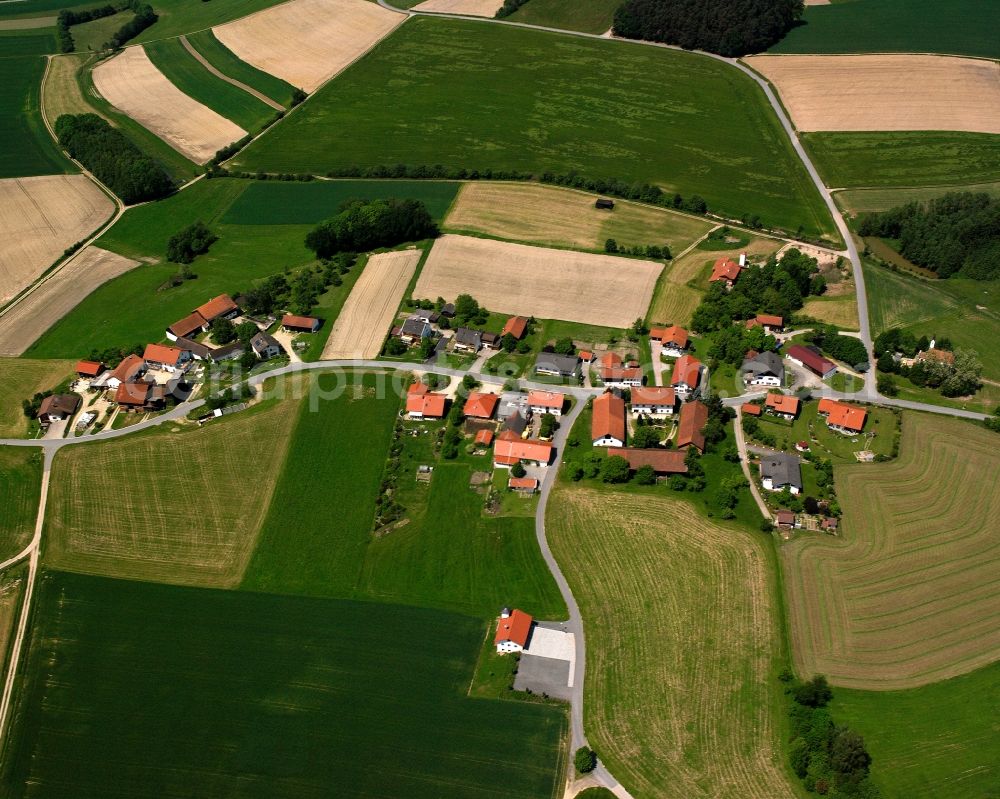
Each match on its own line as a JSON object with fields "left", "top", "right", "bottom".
{"left": 212, "top": 0, "right": 405, "bottom": 93}
{"left": 744, "top": 54, "right": 1000, "bottom": 134}
{"left": 92, "top": 46, "right": 246, "bottom": 163}
{"left": 414, "top": 234, "right": 661, "bottom": 328}
{"left": 0, "top": 175, "right": 113, "bottom": 307}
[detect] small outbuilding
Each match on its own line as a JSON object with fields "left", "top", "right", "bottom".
{"left": 595, "top": 198, "right": 615, "bottom": 210}
{"left": 495, "top": 608, "right": 533, "bottom": 653}
{"left": 282, "top": 314, "right": 321, "bottom": 333}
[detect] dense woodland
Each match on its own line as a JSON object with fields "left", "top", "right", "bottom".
{"left": 858, "top": 192, "right": 1000, "bottom": 279}
{"left": 613, "top": 0, "right": 804, "bottom": 56}
{"left": 305, "top": 198, "right": 437, "bottom": 259}
{"left": 55, "top": 114, "right": 173, "bottom": 204}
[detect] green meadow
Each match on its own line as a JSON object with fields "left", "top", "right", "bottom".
{"left": 508, "top": 0, "right": 617, "bottom": 34}
{"left": 0, "top": 448, "right": 42, "bottom": 561}
{"left": 186, "top": 29, "right": 296, "bottom": 108}
{"left": 235, "top": 18, "right": 836, "bottom": 241}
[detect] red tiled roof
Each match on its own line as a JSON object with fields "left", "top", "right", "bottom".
{"left": 527, "top": 390, "right": 564, "bottom": 411}
{"left": 494, "top": 609, "right": 533, "bottom": 647}
{"left": 579, "top": 350, "right": 593, "bottom": 361}
{"left": 608, "top": 447, "right": 688, "bottom": 474}
{"left": 75, "top": 360, "right": 103, "bottom": 377}
{"left": 631, "top": 386, "right": 676, "bottom": 406}
{"left": 464, "top": 391, "right": 499, "bottom": 419}
{"left": 756, "top": 314, "right": 783, "bottom": 327}
{"left": 195, "top": 294, "right": 238, "bottom": 322}
{"left": 495, "top": 436, "right": 553, "bottom": 466}
{"left": 670, "top": 354, "right": 702, "bottom": 388}
{"left": 168, "top": 312, "right": 207, "bottom": 339}
{"left": 475, "top": 428, "right": 494, "bottom": 446}
{"left": 650, "top": 324, "right": 688, "bottom": 349}
{"left": 109, "top": 354, "right": 144, "bottom": 383}
{"left": 710, "top": 258, "right": 741, "bottom": 283}
{"left": 817, "top": 398, "right": 867, "bottom": 432}
{"left": 766, "top": 393, "right": 800, "bottom": 416}
{"left": 502, "top": 316, "right": 528, "bottom": 339}
{"left": 601, "top": 366, "right": 643, "bottom": 382}
{"left": 741, "top": 403, "right": 762, "bottom": 416}
{"left": 282, "top": 314, "right": 319, "bottom": 330}
{"left": 408, "top": 381, "right": 430, "bottom": 395}
{"left": 592, "top": 391, "right": 626, "bottom": 442}
{"left": 115, "top": 382, "right": 151, "bottom": 406}
{"left": 508, "top": 477, "right": 538, "bottom": 490}
{"left": 143, "top": 343, "right": 185, "bottom": 366}
{"left": 677, "top": 400, "right": 708, "bottom": 451}
{"left": 406, "top": 392, "right": 446, "bottom": 417}
{"left": 786, "top": 345, "right": 836, "bottom": 376}
{"left": 600, "top": 352, "right": 623, "bottom": 369}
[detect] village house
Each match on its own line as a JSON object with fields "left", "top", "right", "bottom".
{"left": 195, "top": 294, "right": 239, "bottom": 325}
{"left": 765, "top": 393, "right": 801, "bottom": 420}
{"left": 166, "top": 311, "right": 208, "bottom": 342}
{"left": 741, "top": 351, "right": 785, "bottom": 387}
{"left": 630, "top": 386, "right": 677, "bottom": 417}
{"left": 760, "top": 452, "right": 803, "bottom": 494}
{"left": 915, "top": 348, "right": 955, "bottom": 366}
{"left": 281, "top": 314, "right": 321, "bottom": 333}
{"left": 602, "top": 365, "right": 643, "bottom": 388}
{"left": 508, "top": 476, "right": 539, "bottom": 493}
{"left": 212, "top": 341, "right": 245, "bottom": 362}
{"left": 785, "top": 344, "right": 837, "bottom": 379}
{"left": 36, "top": 394, "right": 80, "bottom": 426}
{"left": 399, "top": 315, "right": 432, "bottom": 345}
{"left": 453, "top": 327, "right": 482, "bottom": 353}
{"left": 670, "top": 354, "right": 703, "bottom": 398}
{"left": 104, "top": 354, "right": 146, "bottom": 390}
{"left": 741, "top": 402, "right": 763, "bottom": 417}
{"left": 502, "top": 316, "right": 529, "bottom": 340}
{"left": 114, "top": 381, "right": 165, "bottom": 412}
{"left": 608, "top": 447, "right": 688, "bottom": 476}
{"left": 709, "top": 257, "right": 742, "bottom": 288}
{"left": 535, "top": 353, "right": 581, "bottom": 379}
{"left": 747, "top": 314, "right": 784, "bottom": 334}
{"left": 495, "top": 608, "right": 533, "bottom": 654}
{"left": 463, "top": 391, "right": 499, "bottom": 419}
{"left": 527, "top": 389, "right": 565, "bottom": 417}
{"left": 592, "top": 391, "right": 626, "bottom": 448}
{"left": 677, "top": 399, "right": 708, "bottom": 452}
{"left": 173, "top": 337, "right": 215, "bottom": 361}
{"left": 494, "top": 431, "right": 553, "bottom": 469}
{"left": 250, "top": 332, "right": 283, "bottom": 360}
{"left": 406, "top": 382, "right": 447, "bottom": 419}
{"left": 650, "top": 324, "right": 689, "bottom": 358}
{"left": 817, "top": 398, "right": 868, "bottom": 434}
{"left": 143, "top": 343, "right": 191, "bottom": 373}
{"left": 75, "top": 360, "right": 104, "bottom": 379}
{"left": 499, "top": 391, "right": 530, "bottom": 420}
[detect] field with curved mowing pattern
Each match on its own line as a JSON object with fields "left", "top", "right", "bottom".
{"left": 782, "top": 413, "right": 1000, "bottom": 690}
{"left": 547, "top": 487, "right": 794, "bottom": 799}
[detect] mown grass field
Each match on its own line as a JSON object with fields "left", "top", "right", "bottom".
{"left": 223, "top": 179, "right": 461, "bottom": 224}
{"left": 133, "top": 0, "right": 289, "bottom": 43}
{"left": 0, "top": 448, "right": 42, "bottom": 561}
{"left": 508, "top": 0, "right": 617, "bottom": 34}
{"left": 781, "top": 413, "right": 1000, "bottom": 690}
{"left": 2, "top": 570, "right": 567, "bottom": 799}
{"left": 45, "top": 399, "right": 299, "bottom": 587}
{"left": 769, "top": 0, "right": 1000, "bottom": 59}
{"left": 831, "top": 662, "right": 1000, "bottom": 799}
{"left": 70, "top": 10, "right": 130, "bottom": 52}
{"left": 186, "top": 29, "right": 296, "bottom": 108}
{"left": 837, "top": 181, "right": 1000, "bottom": 215}
{"left": 0, "top": 358, "right": 74, "bottom": 437}
{"left": 235, "top": 18, "right": 837, "bottom": 240}
{"left": 803, "top": 131, "right": 1000, "bottom": 189}
{"left": 547, "top": 487, "right": 795, "bottom": 799}
{"left": 144, "top": 38, "right": 276, "bottom": 132}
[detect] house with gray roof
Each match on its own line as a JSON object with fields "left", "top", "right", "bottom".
{"left": 534, "top": 353, "right": 581, "bottom": 379}
{"left": 759, "top": 452, "right": 802, "bottom": 494}
{"left": 453, "top": 327, "right": 482, "bottom": 353}
{"left": 741, "top": 350, "right": 784, "bottom": 387}
{"left": 400, "top": 315, "right": 432, "bottom": 344}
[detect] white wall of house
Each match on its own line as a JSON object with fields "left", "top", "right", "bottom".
{"left": 745, "top": 374, "right": 781, "bottom": 386}
{"left": 631, "top": 404, "right": 674, "bottom": 417}
{"left": 496, "top": 640, "right": 524, "bottom": 654}
{"left": 593, "top": 435, "right": 625, "bottom": 448}
{"left": 530, "top": 404, "right": 562, "bottom": 417}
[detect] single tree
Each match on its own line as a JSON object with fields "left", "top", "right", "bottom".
{"left": 574, "top": 747, "right": 597, "bottom": 774}
{"left": 511, "top": 461, "right": 527, "bottom": 479}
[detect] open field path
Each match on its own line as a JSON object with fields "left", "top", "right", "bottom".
{"left": 732, "top": 406, "right": 774, "bottom": 521}
{"left": 178, "top": 35, "right": 284, "bottom": 111}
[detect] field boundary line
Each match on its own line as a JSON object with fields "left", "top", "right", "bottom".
{"left": 178, "top": 34, "right": 284, "bottom": 111}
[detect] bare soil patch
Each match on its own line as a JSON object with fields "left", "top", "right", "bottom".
{"left": 0, "top": 175, "right": 114, "bottom": 309}
{"left": 92, "top": 46, "right": 246, "bottom": 163}
{"left": 411, "top": 0, "right": 503, "bottom": 16}
{"left": 322, "top": 248, "right": 421, "bottom": 359}
{"left": 0, "top": 246, "right": 139, "bottom": 356}
{"left": 415, "top": 234, "right": 661, "bottom": 328}
{"left": 213, "top": 0, "right": 405, "bottom": 93}
{"left": 744, "top": 54, "right": 1000, "bottom": 134}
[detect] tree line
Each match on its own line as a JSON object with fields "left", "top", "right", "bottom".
{"left": 858, "top": 192, "right": 1000, "bottom": 280}
{"left": 612, "top": 0, "right": 805, "bottom": 57}
{"left": 55, "top": 114, "right": 173, "bottom": 204}
{"left": 305, "top": 198, "right": 438, "bottom": 259}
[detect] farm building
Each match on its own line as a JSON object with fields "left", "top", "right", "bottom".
{"left": 741, "top": 403, "right": 762, "bottom": 417}
{"left": 36, "top": 394, "right": 80, "bottom": 425}
{"left": 602, "top": 366, "right": 643, "bottom": 388}
{"left": 747, "top": 314, "right": 784, "bottom": 333}
{"left": 475, "top": 428, "right": 495, "bottom": 447}
{"left": 250, "top": 332, "right": 283, "bottom": 360}
{"left": 709, "top": 257, "right": 742, "bottom": 287}
{"left": 282, "top": 314, "right": 321, "bottom": 333}
{"left": 760, "top": 452, "right": 803, "bottom": 494}
{"left": 495, "top": 608, "right": 533, "bottom": 653}
{"left": 527, "top": 390, "right": 565, "bottom": 417}
{"left": 676, "top": 400, "right": 708, "bottom": 452}
{"left": 608, "top": 447, "right": 688, "bottom": 475}
{"left": 821, "top": 517, "right": 838, "bottom": 532}
{"left": 592, "top": 391, "right": 626, "bottom": 448}
{"left": 463, "top": 391, "right": 499, "bottom": 419}
{"left": 775, "top": 510, "right": 796, "bottom": 528}
{"left": 508, "top": 477, "right": 539, "bottom": 493}
{"left": 670, "top": 354, "right": 703, "bottom": 397}
{"left": 785, "top": 345, "right": 836, "bottom": 379}
{"left": 195, "top": 294, "right": 239, "bottom": 324}
{"left": 114, "top": 381, "right": 165, "bottom": 412}
{"left": 143, "top": 343, "right": 190, "bottom": 372}
{"left": 630, "top": 386, "right": 677, "bottom": 417}
{"left": 502, "top": 315, "right": 529, "bottom": 340}
{"left": 650, "top": 324, "right": 688, "bottom": 357}
{"left": 406, "top": 383, "right": 447, "bottom": 419}
{"left": 399, "top": 315, "right": 432, "bottom": 344}
{"left": 212, "top": 341, "right": 245, "bottom": 361}
{"left": 103, "top": 354, "right": 146, "bottom": 390}
{"left": 482, "top": 332, "right": 500, "bottom": 349}
{"left": 741, "top": 351, "right": 784, "bottom": 387}
{"left": 75, "top": 360, "right": 104, "bottom": 378}
{"left": 765, "top": 393, "right": 800, "bottom": 420}
{"left": 174, "top": 337, "right": 215, "bottom": 361}
{"left": 494, "top": 431, "right": 553, "bottom": 468}
{"left": 453, "top": 327, "right": 483, "bottom": 353}
{"left": 817, "top": 398, "right": 867, "bottom": 434}
{"left": 166, "top": 311, "right": 207, "bottom": 341}
{"left": 595, "top": 198, "right": 614, "bottom": 210}
{"left": 499, "top": 391, "right": 530, "bottom": 419}
{"left": 502, "top": 411, "right": 529, "bottom": 437}
{"left": 535, "top": 353, "right": 581, "bottom": 379}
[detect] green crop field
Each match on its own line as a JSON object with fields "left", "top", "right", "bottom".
{"left": 508, "top": 0, "right": 617, "bottom": 34}
{"left": 547, "top": 487, "right": 795, "bottom": 799}
{"left": 135, "top": 0, "right": 287, "bottom": 43}
{"left": 0, "top": 358, "right": 74, "bottom": 437}
{"left": 0, "top": 0, "right": 106, "bottom": 18}
{"left": 222, "top": 179, "right": 461, "bottom": 225}
{"left": 69, "top": 10, "right": 130, "bottom": 53}
{"left": 234, "top": 18, "right": 837, "bottom": 241}
{"left": 45, "top": 399, "right": 300, "bottom": 587}
{"left": 186, "top": 29, "right": 296, "bottom": 108}
{"left": 2, "top": 570, "right": 568, "bottom": 799}
{"left": 837, "top": 181, "right": 1000, "bottom": 215}
{"left": 769, "top": 0, "right": 1000, "bottom": 59}
{"left": 144, "top": 38, "right": 275, "bottom": 133}
{"left": 831, "top": 662, "right": 1000, "bottom": 799}
{"left": 803, "top": 132, "right": 1000, "bottom": 190}
{"left": 0, "top": 448, "right": 42, "bottom": 561}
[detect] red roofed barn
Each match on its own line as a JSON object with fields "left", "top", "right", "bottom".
{"left": 495, "top": 608, "right": 533, "bottom": 653}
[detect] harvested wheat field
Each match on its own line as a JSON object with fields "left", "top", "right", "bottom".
{"left": 445, "top": 182, "right": 712, "bottom": 254}
{"left": 415, "top": 234, "right": 661, "bottom": 328}
{"left": 0, "top": 175, "right": 113, "bottom": 308}
{"left": 411, "top": 0, "right": 503, "bottom": 16}
{"left": 213, "top": 0, "right": 404, "bottom": 93}
{"left": 92, "top": 46, "right": 246, "bottom": 163}
{"left": 744, "top": 54, "right": 1000, "bottom": 134}
{"left": 801, "top": 296, "right": 859, "bottom": 329}
{"left": 548, "top": 487, "right": 794, "bottom": 799}
{"left": 783, "top": 413, "right": 1000, "bottom": 690}
{"left": 46, "top": 401, "right": 299, "bottom": 588}
{"left": 42, "top": 54, "right": 102, "bottom": 123}
{"left": 322, "top": 248, "right": 421, "bottom": 359}
{"left": 0, "top": 246, "right": 139, "bottom": 356}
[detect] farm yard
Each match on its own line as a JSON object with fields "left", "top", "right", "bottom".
{"left": 0, "top": 358, "right": 73, "bottom": 436}
{"left": 212, "top": 0, "right": 404, "bottom": 94}
{"left": 44, "top": 400, "right": 300, "bottom": 588}
{"left": 414, "top": 235, "right": 661, "bottom": 328}
{"left": 782, "top": 413, "right": 1000, "bottom": 689}
{"left": 233, "top": 18, "right": 837, "bottom": 241}
{"left": 92, "top": 46, "right": 247, "bottom": 164}
{"left": 0, "top": 175, "right": 114, "bottom": 307}
{"left": 2, "top": 571, "right": 568, "bottom": 799}
{"left": 321, "top": 248, "right": 422, "bottom": 359}
{"left": 0, "top": 447, "right": 42, "bottom": 560}
{"left": 745, "top": 55, "right": 1000, "bottom": 134}
{"left": 443, "top": 182, "right": 713, "bottom": 254}
{"left": 547, "top": 487, "right": 794, "bottom": 799}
